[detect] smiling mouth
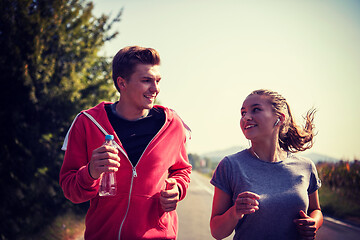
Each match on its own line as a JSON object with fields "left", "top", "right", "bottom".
{"left": 245, "top": 124, "right": 256, "bottom": 129}
{"left": 144, "top": 95, "right": 156, "bottom": 101}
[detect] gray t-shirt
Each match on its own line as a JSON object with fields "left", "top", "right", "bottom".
{"left": 210, "top": 149, "right": 321, "bottom": 240}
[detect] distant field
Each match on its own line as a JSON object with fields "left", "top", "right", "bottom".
{"left": 317, "top": 160, "right": 360, "bottom": 226}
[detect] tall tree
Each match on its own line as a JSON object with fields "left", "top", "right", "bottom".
{"left": 0, "top": 0, "right": 121, "bottom": 238}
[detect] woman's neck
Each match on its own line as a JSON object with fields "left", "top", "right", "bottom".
{"left": 250, "top": 140, "right": 287, "bottom": 162}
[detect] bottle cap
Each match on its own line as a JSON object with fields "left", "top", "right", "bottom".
{"left": 105, "top": 135, "right": 114, "bottom": 140}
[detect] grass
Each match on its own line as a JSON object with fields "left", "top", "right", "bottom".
{"left": 28, "top": 211, "right": 85, "bottom": 240}
{"left": 318, "top": 185, "right": 360, "bottom": 226}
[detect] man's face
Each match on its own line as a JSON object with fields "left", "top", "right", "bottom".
{"left": 118, "top": 64, "right": 161, "bottom": 112}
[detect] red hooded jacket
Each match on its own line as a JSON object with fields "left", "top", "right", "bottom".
{"left": 59, "top": 102, "right": 192, "bottom": 239}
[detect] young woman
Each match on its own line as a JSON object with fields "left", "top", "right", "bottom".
{"left": 210, "top": 89, "right": 323, "bottom": 240}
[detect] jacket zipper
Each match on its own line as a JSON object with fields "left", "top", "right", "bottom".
{"left": 117, "top": 119, "right": 167, "bottom": 240}
{"left": 118, "top": 166, "right": 137, "bottom": 240}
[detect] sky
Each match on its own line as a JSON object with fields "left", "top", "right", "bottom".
{"left": 91, "top": 0, "right": 360, "bottom": 160}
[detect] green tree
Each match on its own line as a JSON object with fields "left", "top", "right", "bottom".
{"left": 0, "top": 0, "right": 121, "bottom": 238}
{"left": 188, "top": 153, "right": 201, "bottom": 170}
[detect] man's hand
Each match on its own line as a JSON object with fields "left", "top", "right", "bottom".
{"left": 160, "top": 178, "right": 179, "bottom": 212}
{"left": 294, "top": 210, "right": 318, "bottom": 240}
{"left": 89, "top": 145, "right": 120, "bottom": 179}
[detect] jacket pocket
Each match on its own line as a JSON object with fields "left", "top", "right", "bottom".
{"left": 158, "top": 201, "right": 170, "bottom": 230}
{"left": 127, "top": 194, "right": 178, "bottom": 238}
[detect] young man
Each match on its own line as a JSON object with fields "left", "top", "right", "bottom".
{"left": 60, "top": 46, "right": 192, "bottom": 240}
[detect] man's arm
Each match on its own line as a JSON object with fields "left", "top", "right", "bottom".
{"left": 167, "top": 138, "right": 192, "bottom": 201}
{"left": 59, "top": 116, "right": 102, "bottom": 203}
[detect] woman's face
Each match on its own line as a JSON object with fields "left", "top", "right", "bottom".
{"left": 240, "top": 94, "right": 279, "bottom": 141}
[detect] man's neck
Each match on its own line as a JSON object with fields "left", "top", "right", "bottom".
{"left": 115, "top": 102, "right": 150, "bottom": 121}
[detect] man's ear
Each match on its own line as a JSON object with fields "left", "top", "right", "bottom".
{"left": 117, "top": 76, "right": 127, "bottom": 91}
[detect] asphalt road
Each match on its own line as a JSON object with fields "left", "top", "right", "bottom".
{"left": 177, "top": 171, "right": 360, "bottom": 240}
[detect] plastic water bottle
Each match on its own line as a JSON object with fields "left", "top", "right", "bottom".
{"left": 99, "top": 135, "right": 117, "bottom": 196}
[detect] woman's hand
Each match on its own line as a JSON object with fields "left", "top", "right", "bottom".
{"left": 233, "top": 191, "right": 260, "bottom": 219}
{"left": 294, "top": 210, "right": 318, "bottom": 240}
{"left": 210, "top": 189, "right": 260, "bottom": 239}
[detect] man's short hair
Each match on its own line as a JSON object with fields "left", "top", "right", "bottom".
{"left": 112, "top": 46, "right": 161, "bottom": 92}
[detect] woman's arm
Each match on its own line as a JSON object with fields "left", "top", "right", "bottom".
{"left": 210, "top": 187, "right": 260, "bottom": 239}
{"left": 294, "top": 190, "right": 323, "bottom": 240}
{"left": 308, "top": 190, "right": 323, "bottom": 230}
{"left": 210, "top": 187, "right": 238, "bottom": 239}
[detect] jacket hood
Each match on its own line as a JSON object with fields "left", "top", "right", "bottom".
{"left": 62, "top": 102, "right": 183, "bottom": 151}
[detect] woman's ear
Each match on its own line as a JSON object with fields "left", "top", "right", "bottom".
{"left": 278, "top": 113, "right": 286, "bottom": 124}
{"left": 275, "top": 113, "right": 286, "bottom": 126}
{"left": 274, "top": 118, "right": 280, "bottom": 126}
